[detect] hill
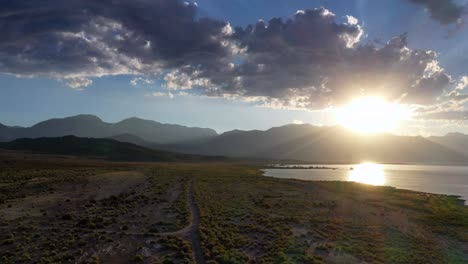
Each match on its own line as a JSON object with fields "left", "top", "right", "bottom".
{"left": 428, "top": 132, "right": 468, "bottom": 157}
{"left": 159, "top": 125, "right": 467, "bottom": 163}
{"left": 108, "top": 133, "right": 151, "bottom": 146}
{"left": 0, "top": 136, "right": 223, "bottom": 162}
{"left": 0, "top": 115, "right": 217, "bottom": 144}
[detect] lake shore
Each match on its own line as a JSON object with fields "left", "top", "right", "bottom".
{"left": 264, "top": 163, "right": 468, "bottom": 206}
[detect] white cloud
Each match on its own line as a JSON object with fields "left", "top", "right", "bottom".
{"left": 346, "top": 15, "right": 359, "bottom": 25}
{"left": 64, "top": 77, "right": 93, "bottom": 89}
{"left": 456, "top": 76, "right": 468, "bottom": 91}
{"left": 164, "top": 69, "right": 212, "bottom": 90}
{"left": 292, "top": 120, "right": 305, "bottom": 125}
{"left": 151, "top": 92, "right": 166, "bottom": 97}
{"left": 144, "top": 91, "right": 177, "bottom": 98}
{"left": 130, "top": 77, "right": 154, "bottom": 87}
{"left": 222, "top": 23, "right": 233, "bottom": 36}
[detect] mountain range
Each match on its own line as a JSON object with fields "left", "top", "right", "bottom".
{"left": 158, "top": 125, "right": 468, "bottom": 163}
{"left": 0, "top": 115, "right": 217, "bottom": 144}
{"left": 428, "top": 133, "right": 468, "bottom": 157}
{"left": 1, "top": 115, "right": 467, "bottom": 163}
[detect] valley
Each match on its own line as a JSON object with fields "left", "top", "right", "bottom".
{"left": 1, "top": 151, "right": 466, "bottom": 263}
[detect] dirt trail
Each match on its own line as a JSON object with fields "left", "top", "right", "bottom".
{"left": 1, "top": 172, "right": 205, "bottom": 263}
{"left": 185, "top": 179, "right": 205, "bottom": 264}
{"left": 159, "top": 179, "right": 204, "bottom": 263}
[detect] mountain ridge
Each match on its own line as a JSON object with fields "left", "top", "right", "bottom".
{"left": 158, "top": 125, "right": 467, "bottom": 163}
{"left": 0, "top": 115, "right": 218, "bottom": 144}
{"left": 428, "top": 133, "right": 468, "bottom": 157}
{"left": 2, "top": 115, "right": 467, "bottom": 163}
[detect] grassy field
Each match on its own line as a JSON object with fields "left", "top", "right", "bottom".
{"left": 0, "top": 151, "right": 467, "bottom": 263}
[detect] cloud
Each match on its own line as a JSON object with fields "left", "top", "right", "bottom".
{"left": 130, "top": 79, "right": 138, "bottom": 87}
{"left": 446, "top": 77, "right": 468, "bottom": 105}
{"left": 414, "top": 77, "right": 468, "bottom": 121}
{"left": 292, "top": 120, "right": 305, "bottom": 125}
{"left": 151, "top": 92, "right": 166, "bottom": 97}
{"left": 64, "top": 77, "right": 93, "bottom": 89}
{"left": 130, "top": 77, "right": 154, "bottom": 86}
{"left": 418, "top": 110, "right": 468, "bottom": 120}
{"left": 0, "top": 0, "right": 232, "bottom": 88}
{"left": 345, "top": 15, "right": 359, "bottom": 26}
{"left": 172, "top": 13, "right": 450, "bottom": 108}
{"left": 145, "top": 91, "right": 180, "bottom": 98}
{"left": 408, "top": 0, "right": 466, "bottom": 25}
{"left": 456, "top": 76, "right": 468, "bottom": 91}
{"left": 0, "top": 1, "right": 456, "bottom": 108}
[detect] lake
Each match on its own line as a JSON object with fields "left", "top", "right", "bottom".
{"left": 263, "top": 163, "right": 468, "bottom": 205}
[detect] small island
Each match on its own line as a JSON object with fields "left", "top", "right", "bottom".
{"left": 268, "top": 164, "right": 340, "bottom": 170}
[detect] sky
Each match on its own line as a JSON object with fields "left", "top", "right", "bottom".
{"left": 0, "top": 0, "right": 468, "bottom": 135}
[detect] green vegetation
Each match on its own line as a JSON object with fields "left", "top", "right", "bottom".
{"left": 0, "top": 136, "right": 225, "bottom": 162}
{"left": 159, "top": 236, "right": 194, "bottom": 263}
{"left": 0, "top": 153, "right": 467, "bottom": 263}
{"left": 149, "top": 164, "right": 468, "bottom": 263}
{"left": 0, "top": 154, "right": 193, "bottom": 263}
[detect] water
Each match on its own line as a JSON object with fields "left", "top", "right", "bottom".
{"left": 263, "top": 163, "right": 468, "bottom": 204}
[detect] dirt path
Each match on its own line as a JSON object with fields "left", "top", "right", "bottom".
{"left": 185, "top": 179, "right": 205, "bottom": 264}
{"left": 1, "top": 173, "right": 205, "bottom": 263}
{"left": 159, "top": 179, "right": 204, "bottom": 263}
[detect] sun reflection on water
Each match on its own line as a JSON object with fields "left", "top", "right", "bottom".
{"left": 348, "top": 163, "right": 385, "bottom": 186}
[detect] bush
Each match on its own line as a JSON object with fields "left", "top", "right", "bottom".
{"left": 62, "top": 214, "right": 73, "bottom": 220}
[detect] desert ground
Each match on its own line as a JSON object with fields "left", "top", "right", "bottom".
{"left": 0, "top": 150, "right": 467, "bottom": 263}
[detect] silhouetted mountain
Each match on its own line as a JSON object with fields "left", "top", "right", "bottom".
{"left": 0, "top": 136, "right": 223, "bottom": 162}
{"left": 428, "top": 133, "right": 468, "bottom": 157}
{"left": 114, "top": 117, "right": 216, "bottom": 143}
{"left": 0, "top": 123, "right": 9, "bottom": 142}
{"left": 3, "top": 117, "right": 466, "bottom": 163}
{"left": 161, "top": 124, "right": 320, "bottom": 156}
{"left": 27, "top": 115, "right": 110, "bottom": 138}
{"left": 160, "top": 125, "right": 467, "bottom": 163}
{"left": 108, "top": 133, "right": 150, "bottom": 146}
{"left": 0, "top": 115, "right": 217, "bottom": 144}
{"left": 261, "top": 127, "right": 467, "bottom": 163}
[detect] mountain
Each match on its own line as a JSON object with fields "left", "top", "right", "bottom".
{"left": 0, "top": 136, "right": 223, "bottom": 162}
{"left": 428, "top": 133, "right": 468, "bottom": 157}
{"left": 108, "top": 133, "right": 150, "bottom": 146}
{"left": 261, "top": 128, "right": 467, "bottom": 163}
{"left": 0, "top": 123, "right": 10, "bottom": 142}
{"left": 0, "top": 115, "right": 217, "bottom": 144}
{"left": 24, "top": 115, "right": 110, "bottom": 138}
{"left": 0, "top": 123, "right": 24, "bottom": 142}
{"left": 161, "top": 124, "right": 321, "bottom": 157}
{"left": 159, "top": 124, "right": 467, "bottom": 163}
{"left": 113, "top": 117, "right": 216, "bottom": 144}
{"left": 3, "top": 116, "right": 466, "bottom": 163}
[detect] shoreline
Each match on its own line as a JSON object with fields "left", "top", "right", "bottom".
{"left": 261, "top": 169, "right": 468, "bottom": 206}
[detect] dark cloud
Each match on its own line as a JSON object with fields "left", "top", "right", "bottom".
{"left": 408, "top": 0, "right": 465, "bottom": 24}
{"left": 170, "top": 11, "right": 450, "bottom": 108}
{"left": 0, "top": 0, "right": 231, "bottom": 79}
{"left": 0, "top": 1, "right": 454, "bottom": 109}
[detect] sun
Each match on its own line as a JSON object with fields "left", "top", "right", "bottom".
{"left": 336, "top": 97, "right": 411, "bottom": 133}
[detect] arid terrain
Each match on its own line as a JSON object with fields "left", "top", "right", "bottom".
{"left": 0, "top": 150, "right": 467, "bottom": 263}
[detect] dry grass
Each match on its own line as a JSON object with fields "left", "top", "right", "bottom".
{"left": 0, "top": 152, "right": 466, "bottom": 263}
